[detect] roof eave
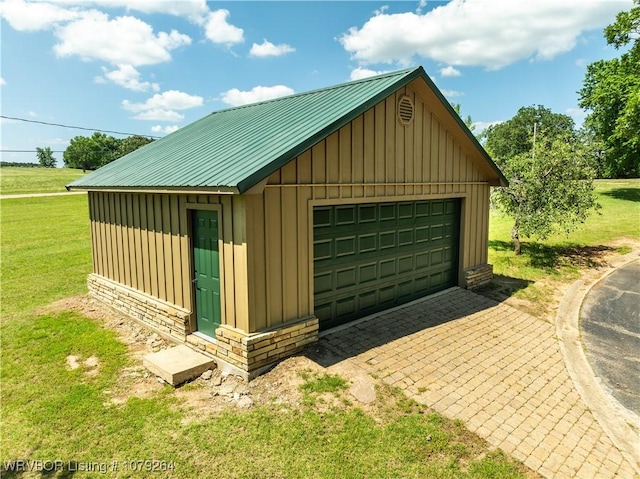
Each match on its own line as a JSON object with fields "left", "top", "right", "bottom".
{"left": 66, "top": 185, "right": 240, "bottom": 195}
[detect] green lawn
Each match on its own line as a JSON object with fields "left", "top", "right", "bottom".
{"left": 487, "top": 179, "right": 640, "bottom": 314}
{"left": 0, "top": 166, "right": 86, "bottom": 195}
{"left": 2, "top": 176, "right": 636, "bottom": 478}
{"left": 0, "top": 189, "right": 532, "bottom": 476}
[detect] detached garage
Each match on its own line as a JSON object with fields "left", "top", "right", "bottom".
{"left": 68, "top": 66, "right": 506, "bottom": 378}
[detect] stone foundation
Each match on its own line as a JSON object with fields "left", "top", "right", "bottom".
{"left": 88, "top": 274, "right": 191, "bottom": 341}
{"left": 464, "top": 264, "right": 494, "bottom": 290}
{"left": 89, "top": 274, "right": 319, "bottom": 380}
{"left": 187, "top": 317, "right": 319, "bottom": 380}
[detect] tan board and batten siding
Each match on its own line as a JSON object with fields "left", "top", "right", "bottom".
{"left": 89, "top": 192, "right": 252, "bottom": 333}
{"left": 88, "top": 79, "right": 491, "bottom": 334}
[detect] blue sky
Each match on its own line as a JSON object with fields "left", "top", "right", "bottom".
{"left": 0, "top": 0, "right": 632, "bottom": 165}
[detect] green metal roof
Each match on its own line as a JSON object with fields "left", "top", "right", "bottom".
{"left": 68, "top": 66, "right": 506, "bottom": 193}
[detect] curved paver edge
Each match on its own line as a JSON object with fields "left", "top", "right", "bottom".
{"left": 556, "top": 250, "right": 640, "bottom": 473}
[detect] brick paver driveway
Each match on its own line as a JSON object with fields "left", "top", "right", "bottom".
{"left": 317, "top": 288, "right": 637, "bottom": 478}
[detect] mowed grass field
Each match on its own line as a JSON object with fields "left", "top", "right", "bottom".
{"left": 1, "top": 168, "right": 638, "bottom": 478}
{"left": 0, "top": 166, "right": 85, "bottom": 195}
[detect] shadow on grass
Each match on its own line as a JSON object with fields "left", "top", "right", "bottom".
{"left": 478, "top": 274, "right": 533, "bottom": 304}
{"left": 489, "top": 240, "right": 614, "bottom": 271}
{"left": 601, "top": 187, "right": 640, "bottom": 203}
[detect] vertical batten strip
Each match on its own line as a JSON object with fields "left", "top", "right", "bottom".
{"left": 221, "top": 195, "right": 236, "bottom": 328}
{"left": 169, "top": 195, "right": 182, "bottom": 306}
{"left": 297, "top": 152, "right": 312, "bottom": 318}
{"left": 281, "top": 161, "right": 299, "bottom": 319}
{"left": 232, "top": 196, "right": 249, "bottom": 332}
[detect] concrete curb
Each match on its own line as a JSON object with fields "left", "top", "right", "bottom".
{"left": 556, "top": 250, "right": 640, "bottom": 474}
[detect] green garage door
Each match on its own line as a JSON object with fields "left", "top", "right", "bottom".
{"left": 313, "top": 199, "right": 460, "bottom": 330}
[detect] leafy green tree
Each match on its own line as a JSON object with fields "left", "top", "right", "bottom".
{"left": 452, "top": 103, "right": 475, "bottom": 132}
{"left": 579, "top": 1, "right": 640, "bottom": 178}
{"left": 63, "top": 133, "right": 154, "bottom": 171}
{"left": 36, "top": 146, "right": 56, "bottom": 168}
{"left": 117, "top": 135, "right": 154, "bottom": 158}
{"left": 484, "top": 105, "right": 575, "bottom": 160}
{"left": 492, "top": 133, "right": 599, "bottom": 254}
{"left": 63, "top": 132, "right": 119, "bottom": 171}
{"left": 485, "top": 107, "right": 599, "bottom": 254}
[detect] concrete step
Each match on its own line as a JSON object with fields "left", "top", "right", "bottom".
{"left": 143, "top": 345, "right": 215, "bottom": 386}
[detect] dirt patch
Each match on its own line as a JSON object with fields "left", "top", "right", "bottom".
{"left": 66, "top": 355, "right": 80, "bottom": 370}
{"left": 65, "top": 353, "right": 100, "bottom": 377}
{"left": 39, "top": 296, "right": 343, "bottom": 416}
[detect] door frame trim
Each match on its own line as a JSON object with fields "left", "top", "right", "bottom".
{"left": 185, "top": 203, "right": 226, "bottom": 336}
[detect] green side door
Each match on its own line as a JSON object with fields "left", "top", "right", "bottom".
{"left": 192, "top": 210, "right": 222, "bottom": 338}
{"left": 313, "top": 199, "right": 460, "bottom": 330}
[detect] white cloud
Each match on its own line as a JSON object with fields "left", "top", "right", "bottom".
{"left": 0, "top": 0, "right": 82, "bottom": 31}
{"left": 97, "top": 64, "right": 159, "bottom": 92}
{"left": 151, "top": 124, "right": 180, "bottom": 134}
{"left": 349, "top": 67, "right": 390, "bottom": 81}
{"left": 0, "top": 77, "right": 6, "bottom": 86}
{"left": 473, "top": 120, "right": 503, "bottom": 134}
{"left": 123, "top": 90, "right": 203, "bottom": 121}
{"left": 220, "top": 85, "right": 295, "bottom": 107}
{"left": 28, "top": 111, "right": 37, "bottom": 117}
{"left": 133, "top": 109, "right": 184, "bottom": 121}
{"left": 566, "top": 107, "right": 587, "bottom": 125}
{"left": 204, "top": 9, "right": 244, "bottom": 45}
{"left": 440, "top": 89, "right": 464, "bottom": 98}
{"left": 53, "top": 10, "right": 191, "bottom": 66}
{"left": 440, "top": 65, "right": 461, "bottom": 77}
{"left": 249, "top": 39, "right": 295, "bottom": 57}
{"left": 339, "top": 0, "right": 627, "bottom": 69}
{"left": 104, "top": 0, "right": 208, "bottom": 21}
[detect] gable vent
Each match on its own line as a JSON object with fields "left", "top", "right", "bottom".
{"left": 397, "top": 95, "right": 414, "bottom": 125}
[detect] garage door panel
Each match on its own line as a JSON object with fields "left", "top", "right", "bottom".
{"left": 314, "top": 240, "right": 332, "bottom": 260}
{"left": 398, "top": 255, "right": 414, "bottom": 273}
{"left": 336, "top": 236, "right": 356, "bottom": 257}
{"left": 314, "top": 207, "right": 332, "bottom": 227}
{"left": 380, "top": 231, "right": 396, "bottom": 249}
{"left": 336, "top": 206, "right": 356, "bottom": 225}
{"left": 379, "top": 284, "right": 396, "bottom": 304}
{"left": 358, "top": 204, "right": 377, "bottom": 223}
{"left": 336, "top": 297, "right": 356, "bottom": 317}
{"left": 359, "top": 263, "right": 377, "bottom": 283}
{"left": 314, "top": 271, "right": 333, "bottom": 294}
{"left": 431, "top": 201, "right": 445, "bottom": 215}
{"left": 314, "top": 199, "right": 460, "bottom": 329}
{"left": 336, "top": 267, "right": 356, "bottom": 288}
{"left": 359, "top": 234, "right": 377, "bottom": 253}
{"left": 416, "top": 226, "right": 430, "bottom": 243}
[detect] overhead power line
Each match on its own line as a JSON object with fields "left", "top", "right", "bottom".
{"left": 0, "top": 115, "right": 161, "bottom": 139}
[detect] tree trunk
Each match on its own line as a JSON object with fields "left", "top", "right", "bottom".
{"left": 511, "top": 224, "right": 521, "bottom": 255}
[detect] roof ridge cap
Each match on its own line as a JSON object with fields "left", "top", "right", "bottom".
{"left": 210, "top": 66, "right": 421, "bottom": 115}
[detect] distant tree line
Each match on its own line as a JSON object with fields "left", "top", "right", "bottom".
{"left": 31, "top": 133, "right": 154, "bottom": 171}
{"left": 62, "top": 133, "right": 154, "bottom": 171}
{"left": 1, "top": 161, "right": 41, "bottom": 168}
